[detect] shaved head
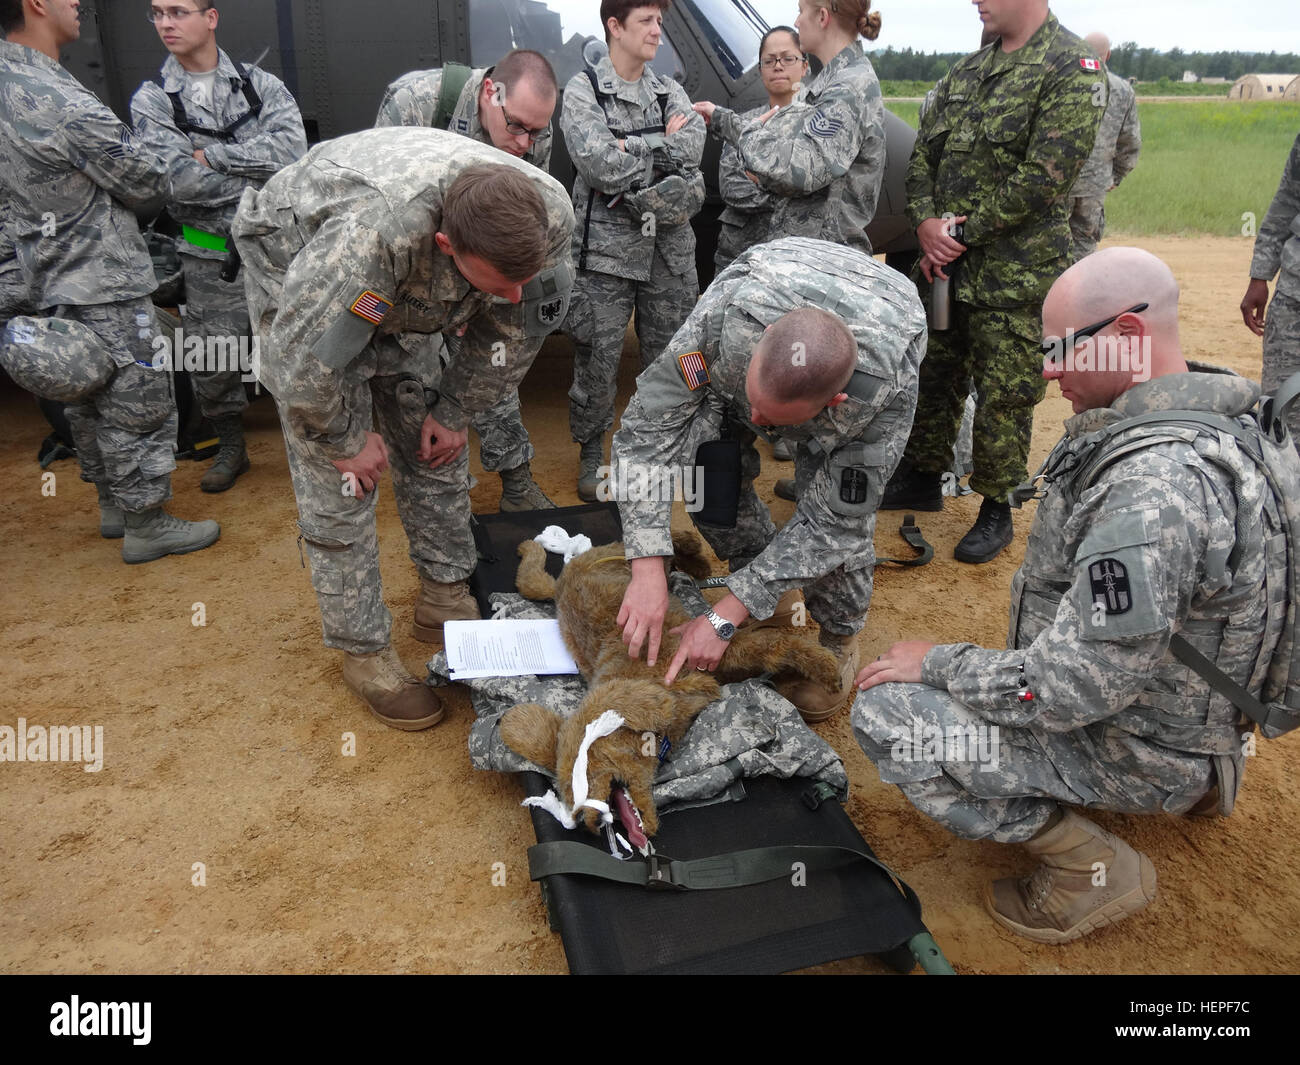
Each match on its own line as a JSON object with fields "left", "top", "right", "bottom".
{"left": 753, "top": 307, "right": 856, "bottom": 404}
{"left": 1085, "top": 32, "right": 1111, "bottom": 62}
{"left": 1048, "top": 246, "right": 1180, "bottom": 330}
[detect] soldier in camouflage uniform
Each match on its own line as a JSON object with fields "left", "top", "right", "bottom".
{"left": 1242, "top": 131, "right": 1300, "bottom": 440}
{"left": 1068, "top": 33, "right": 1141, "bottom": 261}
{"left": 694, "top": 0, "right": 886, "bottom": 256}
{"left": 612, "top": 237, "right": 927, "bottom": 722}
{"left": 130, "top": 1, "right": 307, "bottom": 493}
{"left": 713, "top": 27, "right": 809, "bottom": 275}
{"left": 881, "top": 1, "right": 1103, "bottom": 566}
{"left": 561, "top": 0, "right": 705, "bottom": 500}
{"left": 231, "top": 128, "right": 574, "bottom": 730}
{"left": 0, "top": 0, "right": 220, "bottom": 562}
{"left": 0, "top": 202, "right": 29, "bottom": 322}
{"left": 855, "top": 248, "right": 1291, "bottom": 943}
{"left": 375, "top": 49, "right": 561, "bottom": 512}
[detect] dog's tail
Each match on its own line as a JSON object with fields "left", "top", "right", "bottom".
{"left": 670, "top": 528, "right": 713, "bottom": 581}
{"left": 516, "top": 540, "right": 558, "bottom": 601}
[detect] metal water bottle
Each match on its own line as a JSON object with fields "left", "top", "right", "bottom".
{"left": 929, "top": 222, "right": 964, "bottom": 332}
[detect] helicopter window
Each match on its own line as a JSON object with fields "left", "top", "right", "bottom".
{"left": 468, "top": 0, "right": 686, "bottom": 87}
{"left": 680, "top": 0, "right": 764, "bottom": 79}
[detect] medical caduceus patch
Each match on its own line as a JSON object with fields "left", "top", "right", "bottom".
{"left": 1089, "top": 558, "right": 1132, "bottom": 615}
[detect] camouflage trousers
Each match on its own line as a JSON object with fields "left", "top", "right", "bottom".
{"left": 904, "top": 301, "right": 1047, "bottom": 503}
{"left": 61, "top": 297, "right": 177, "bottom": 513}
{"left": 1068, "top": 194, "right": 1106, "bottom": 262}
{"left": 180, "top": 252, "right": 250, "bottom": 419}
{"left": 1262, "top": 290, "right": 1300, "bottom": 441}
{"left": 567, "top": 250, "right": 698, "bottom": 443}
{"left": 687, "top": 420, "right": 872, "bottom": 637}
{"left": 852, "top": 682, "right": 1216, "bottom": 844}
{"left": 277, "top": 358, "right": 476, "bottom": 655}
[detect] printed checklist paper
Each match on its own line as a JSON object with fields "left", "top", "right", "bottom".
{"left": 443, "top": 619, "right": 580, "bottom": 679}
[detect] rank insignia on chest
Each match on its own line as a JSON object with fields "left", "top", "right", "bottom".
{"left": 455, "top": 118, "right": 469, "bottom": 133}
{"left": 677, "top": 350, "right": 709, "bottom": 390}
{"left": 1089, "top": 558, "right": 1132, "bottom": 615}
{"left": 350, "top": 290, "right": 393, "bottom": 325}
{"left": 1080, "top": 57, "right": 1101, "bottom": 72}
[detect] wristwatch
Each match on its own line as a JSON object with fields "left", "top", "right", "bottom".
{"left": 703, "top": 609, "right": 736, "bottom": 641}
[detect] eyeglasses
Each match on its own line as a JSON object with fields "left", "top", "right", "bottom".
{"left": 147, "top": 6, "right": 210, "bottom": 24}
{"left": 760, "top": 55, "right": 805, "bottom": 69}
{"left": 1041, "top": 303, "right": 1148, "bottom": 361}
{"left": 500, "top": 107, "right": 551, "bottom": 143}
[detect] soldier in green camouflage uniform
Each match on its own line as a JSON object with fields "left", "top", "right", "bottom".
{"left": 0, "top": 3, "right": 219, "bottom": 563}
{"left": 1068, "top": 33, "right": 1141, "bottom": 261}
{"left": 612, "top": 237, "right": 926, "bottom": 721}
{"left": 375, "top": 49, "right": 561, "bottom": 510}
{"left": 1242, "top": 132, "right": 1300, "bottom": 440}
{"left": 232, "top": 128, "right": 574, "bottom": 730}
{"left": 130, "top": 3, "right": 307, "bottom": 493}
{"left": 560, "top": 2, "right": 705, "bottom": 499}
{"left": 856, "top": 248, "right": 1294, "bottom": 943}
{"left": 882, "top": 5, "right": 1103, "bottom": 565}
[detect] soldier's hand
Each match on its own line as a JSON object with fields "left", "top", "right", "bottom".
{"left": 418, "top": 413, "right": 467, "bottom": 469}
{"left": 855, "top": 640, "right": 935, "bottom": 691}
{"left": 691, "top": 101, "right": 716, "bottom": 125}
{"left": 331, "top": 431, "right": 390, "bottom": 499}
{"left": 1241, "top": 279, "right": 1270, "bottom": 337}
{"left": 664, "top": 616, "right": 728, "bottom": 686}
{"left": 618, "top": 558, "right": 670, "bottom": 666}
{"left": 193, "top": 149, "right": 209, "bottom": 168}
{"left": 757, "top": 105, "right": 779, "bottom": 125}
{"left": 666, "top": 112, "right": 689, "bottom": 136}
{"left": 917, "top": 216, "right": 967, "bottom": 266}
{"left": 918, "top": 253, "right": 951, "bottom": 284}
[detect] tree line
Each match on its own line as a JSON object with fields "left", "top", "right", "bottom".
{"left": 865, "top": 45, "right": 1300, "bottom": 83}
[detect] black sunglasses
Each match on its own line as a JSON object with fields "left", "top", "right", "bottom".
{"left": 1041, "top": 302, "right": 1148, "bottom": 360}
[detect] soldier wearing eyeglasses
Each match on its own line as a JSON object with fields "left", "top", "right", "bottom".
{"left": 130, "top": 2, "right": 307, "bottom": 494}
{"left": 376, "top": 48, "right": 561, "bottom": 515}
{"left": 855, "top": 247, "right": 1296, "bottom": 944}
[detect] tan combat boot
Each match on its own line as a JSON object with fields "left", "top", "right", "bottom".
{"left": 342, "top": 645, "right": 443, "bottom": 731}
{"left": 774, "top": 630, "right": 859, "bottom": 724}
{"left": 97, "top": 483, "right": 123, "bottom": 539}
{"left": 499, "top": 461, "right": 556, "bottom": 512}
{"left": 411, "top": 578, "right": 481, "bottom": 642}
{"left": 577, "top": 438, "right": 603, "bottom": 502}
{"left": 984, "top": 810, "right": 1157, "bottom": 944}
{"left": 739, "top": 589, "right": 804, "bottom": 632}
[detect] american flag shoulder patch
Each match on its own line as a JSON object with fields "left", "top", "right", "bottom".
{"left": 350, "top": 290, "right": 392, "bottom": 325}
{"left": 677, "top": 350, "right": 709, "bottom": 390}
{"left": 1080, "top": 57, "right": 1101, "bottom": 72}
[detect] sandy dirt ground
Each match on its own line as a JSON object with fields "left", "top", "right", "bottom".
{"left": 1, "top": 234, "right": 1297, "bottom": 975}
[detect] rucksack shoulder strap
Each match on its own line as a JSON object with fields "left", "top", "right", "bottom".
{"left": 435, "top": 62, "right": 474, "bottom": 131}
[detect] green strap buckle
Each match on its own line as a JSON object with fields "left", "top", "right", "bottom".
{"left": 181, "top": 224, "right": 229, "bottom": 253}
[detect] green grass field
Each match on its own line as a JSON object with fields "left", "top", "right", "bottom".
{"left": 881, "top": 99, "right": 1299, "bottom": 237}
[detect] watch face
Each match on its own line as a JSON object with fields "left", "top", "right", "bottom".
{"left": 717, "top": 621, "right": 736, "bottom": 640}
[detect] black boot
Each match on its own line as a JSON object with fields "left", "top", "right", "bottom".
{"left": 954, "top": 499, "right": 1013, "bottom": 564}
{"left": 879, "top": 465, "right": 943, "bottom": 511}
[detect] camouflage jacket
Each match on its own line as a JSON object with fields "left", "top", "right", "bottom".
{"left": 923, "top": 367, "right": 1280, "bottom": 786}
{"left": 374, "top": 65, "right": 552, "bottom": 171}
{"left": 231, "top": 128, "right": 574, "bottom": 460}
{"left": 0, "top": 202, "right": 31, "bottom": 321}
{"left": 1251, "top": 132, "right": 1300, "bottom": 301}
{"left": 0, "top": 40, "right": 166, "bottom": 309}
{"left": 1072, "top": 69, "right": 1140, "bottom": 198}
{"left": 131, "top": 49, "right": 307, "bottom": 260}
{"left": 560, "top": 55, "right": 704, "bottom": 281}
{"left": 612, "top": 237, "right": 927, "bottom": 621}
{"left": 906, "top": 14, "right": 1104, "bottom": 307}
{"left": 715, "top": 104, "right": 777, "bottom": 268}
{"left": 432, "top": 589, "right": 848, "bottom": 806}
{"left": 711, "top": 43, "right": 885, "bottom": 254}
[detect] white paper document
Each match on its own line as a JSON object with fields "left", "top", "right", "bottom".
{"left": 443, "top": 619, "right": 580, "bottom": 679}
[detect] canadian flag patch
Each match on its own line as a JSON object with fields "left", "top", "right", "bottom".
{"left": 1081, "top": 57, "right": 1101, "bottom": 72}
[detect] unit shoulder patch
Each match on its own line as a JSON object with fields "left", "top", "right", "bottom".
{"left": 1088, "top": 558, "right": 1132, "bottom": 615}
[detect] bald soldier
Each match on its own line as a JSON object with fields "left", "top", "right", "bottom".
{"left": 854, "top": 248, "right": 1293, "bottom": 943}
{"left": 232, "top": 129, "right": 574, "bottom": 729}
{"left": 376, "top": 48, "right": 562, "bottom": 511}
{"left": 612, "top": 237, "right": 926, "bottom": 721}
{"left": 1068, "top": 32, "right": 1141, "bottom": 261}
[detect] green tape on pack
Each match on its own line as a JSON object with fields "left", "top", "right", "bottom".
{"left": 181, "top": 225, "right": 229, "bottom": 253}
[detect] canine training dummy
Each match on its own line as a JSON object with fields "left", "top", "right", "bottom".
{"left": 499, "top": 531, "right": 842, "bottom": 838}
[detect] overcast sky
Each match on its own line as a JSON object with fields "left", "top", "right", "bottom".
{"left": 748, "top": 1, "right": 1300, "bottom": 55}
